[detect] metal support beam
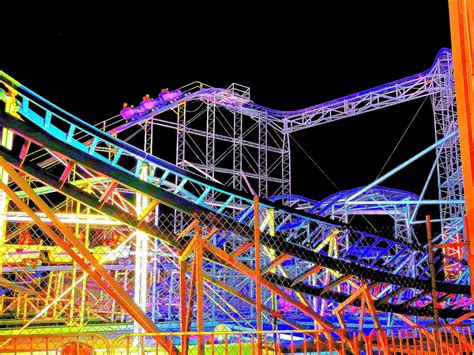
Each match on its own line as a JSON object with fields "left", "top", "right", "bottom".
{"left": 262, "top": 253, "right": 291, "bottom": 275}
{"left": 426, "top": 216, "right": 440, "bottom": 327}
{"left": 179, "top": 255, "right": 188, "bottom": 353}
{"left": 347, "top": 131, "right": 458, "bottom": 201}
{"left": 254, "top": 196, "right": 263, "bottom": 354}
{"left": 194, "top": 222, "right": 204, "bottom": 354}
{"left": 448, "top": 0, "right": 474, "bottom": 298}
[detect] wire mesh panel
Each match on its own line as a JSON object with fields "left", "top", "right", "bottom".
{"left": 110, "top": 325, "right": 473, "bottom": 354}
{"left": 0, "top": 333, "right": 110, "bottom": 354}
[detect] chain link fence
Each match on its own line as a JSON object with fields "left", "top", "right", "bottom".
{"left": 0, "top": 333, "right": 109, "bottom": 354}
{"left": 0, "top": 189, "right": 470, "bottom": 336}
{"left": 0, "top": 114, "right": 470, "bottom": 341}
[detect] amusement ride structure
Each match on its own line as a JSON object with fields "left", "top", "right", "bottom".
{"left": 0, "top": 2, "right": 473, "bottom": 353}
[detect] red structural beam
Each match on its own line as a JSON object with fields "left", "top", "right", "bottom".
{"left": 195, "top": 224, "right": 204, "bottom": 354}
{"left": 448, "top": 0, "right": 474, "bottom": 296}
{"left": 254, "top": 196, "right": 263, "bottom": 355}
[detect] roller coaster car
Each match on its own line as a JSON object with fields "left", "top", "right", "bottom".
{"left": 0, "top": 244, "right": 45, "bottom": 266}
{"left": 120, "top": 89, "right": 183, "bottom": 120}
{"left": 159, "top": 89, "right": 182, "bottom": 102}
{"left": 47, "top": 244, "right": 131, "bottom": 264}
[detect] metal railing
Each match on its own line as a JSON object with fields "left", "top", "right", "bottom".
{"left": 110, "top": 326, "right": 473, "bottom": 354}
{"left": 0, "top": 333, "right": 110, "bottom": 354}
{"left": 0, "top": 326, "right": 470, "bottom": 354}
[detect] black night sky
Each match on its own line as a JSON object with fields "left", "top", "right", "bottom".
{"left": 1, "top": 2, "right": 452, "bottom": 213}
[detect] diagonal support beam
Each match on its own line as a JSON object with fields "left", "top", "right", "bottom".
{"left": 333, "top": 284, "right": 367, "bottom": 314}
{"left": 361, "top": 285, "right": 381, "bottom": 329}
{"left": 177, "top": 220, "right": 199, "bottom": 240}
{"left": 0, "top": 277, "right": 38, "bottom": 296}
{"left": 291, "top": 265, "right": 322, "bottom": 287}
{"left": 333, "top": 283, "right": 380, "bottom": 334}
{"left": 59, "top": 161, "right": 75, "bottom": 187}
{"left": 399, "top": 291, "right": 428, "bottom": 306}
{"left": 18, "top": 140, "right": 31, "bottom": 167}
{"left": 375, "top": 287, "right": 407, "bottom": 306}
{"left": 321, "top": 275, "right": 351, "bottom": 295}
{"left": 262, "top": 253, "right": 291, "bottom": 275}
{"left": 347, "top": 131, "right": 458, "bottom": 201}
{"left": 231, "top": 241, "right": 254, "bottom": 258}
{"left": 98, "top": 181, "right": 118, "bottom": 207}
{"left": 184, "top": 261, "right": 197, "bottom": 335}
{"left": 452, "top": 311, "right": 474, "bottom": 325}
{"left": 179, "top": 237, "right": 196, "bottom": 262}
{"left": 137, "top": 199, "right": 159, "bottom": 222}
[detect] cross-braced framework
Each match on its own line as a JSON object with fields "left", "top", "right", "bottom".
{"left": 104, "top": 48, "right": 463, "bottom": 255}
{"left": 430, "top": 50, "right": 465, "bottom": 233}
{"left": 0, "top": 46, "right": 471, "bottom": 346}
{"left": 104, "top": 49, "right": 462, "bottom": 239}
{"left": 171, "top": 82, "right": 291, "bottom": 198}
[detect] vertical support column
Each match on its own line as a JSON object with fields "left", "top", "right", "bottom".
{"left": 80, "top": 184, "right": 91, "bottom": 325}
{"left": 175, "top": 102, "right": 187, "bottom": 234}
{"left": 448, "top": 0, "right": 474, "bottom": 297}
{"left": 179, "top": 256, "right": 187, "bottom": 332}
{"left": 0, "top": 91, "right": 16, "bottom": 245}
{"left": 71, "top": 180, "right": 89, "bottom": 326}
{"left": 232, "top": 110, "right": 243, "bottom": 191}
{"left": 143, "top": 114, "right": 156, "bottom": 324}
{"left": 70, "top": 203, "right": 79, "bottom": 325}
{"left": 430, "top": 50, "right": 464, "bottom": 237}
{"left": 134, "top": 164, "right": 149, "bottom": 334}
{"left": 179, "top": 251, "right": 188, "bottom": 353}
{"left": 151, "top": 240, "right": 158, "bottom": 322}
{"left": 194, "top": 222, "right": 204, "bottom": 354}
{"left": 0, "top": 91, "right": 18, "bottom": 285}
{"left": 254, "top": 196, "right": 263, "bottom": 354}
{"left": 176, "top": 102, "right": 187, "bottom": 169}
{"left": 393, "top": 209, "right": 412, "bottom": 243}
{"left": 426, "top": 216, "right": 440, "bottom": 326}
{"left": 426, "top": 215, "right": 441, "bottom": 355}
{"left": 282, "top": 132, "right": 292, "bottom": 196}
{"left": 0, "top": 160, "right": 8, "bottom": 246}
{"left": 258, "top": 114, "right": 268, "bottom": 196}
{"left": 143, "top": 113, "right": 153, "bottom": 155}
{"left": 205, "top": 100, "right": 216, "bottom": 195}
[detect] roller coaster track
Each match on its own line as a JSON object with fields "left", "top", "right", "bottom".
{"left": 90, "top": 48, "right": 452, "bottom": 136}
{"left": 0, "top": 115, "right": 467, "bottom": 320}
{"left": 0, "top": 69, "right": 470, "bottom": 324}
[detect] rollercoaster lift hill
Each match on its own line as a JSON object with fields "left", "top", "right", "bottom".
{"left": 0, "top": 2, "right": 471, "bottom": 348}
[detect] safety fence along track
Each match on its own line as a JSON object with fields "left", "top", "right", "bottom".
{"left": 0, "top": 326, "right": 470, "bottom": 354}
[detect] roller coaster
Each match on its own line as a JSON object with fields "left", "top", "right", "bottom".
{"left": 0, "top": 40, "right": 472, "bottom": 352}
